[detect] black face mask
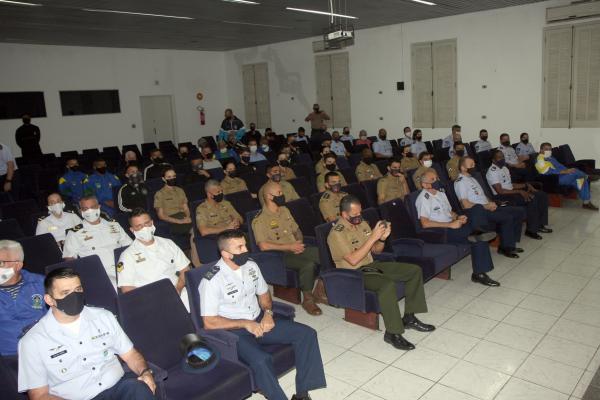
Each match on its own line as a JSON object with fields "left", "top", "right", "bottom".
{"left": 231, "top": 251, "right": 250, "bottom": 266}
{"left": 431, "top": 181, "right": 444, "bottom": 191}
{"left": 416, "top": 136, "right": 422, "bottom": 141}
{"left": 343, "top": 131, "right": 350, "bottom": 136}
{"left": 455, "top": 149, "right": 465, "bottom": 157}
{"left": 279, "top": 160, "right": 290, "bottom": 168}
{"left": 363, "top": 157, "right": 373, "bottom": 165}
{"left": 481, "top": 136, "right": 488, "bottom": 141}
{"left": 404, "top": 152, "right": 413, "bottom": 158}
{"left": 69, "top": 166, "right": 80, "bottom": 172}
{"left": 96, "top": 167, "right": 106, "bottom": 174}
{"left": 270, "top": 173, "right": 282, "bottom": 183}
{"left": 521, "top": 138, "right": 529, "bottom": 144}
{"left": 326, "top": 164, "right": 337, "bottom": 172}
{"left": 495, "top": 159, "right": 506, "bottom": 168}
{"left": 379, "top": 135, "right": 387, "bottom": 140}
{"left": 348, "top": 215, "right": 363, "bottom": 225}
{"left": 212, "top": 193, "right": 224, "bottom": 203}
{"left": 467, "top": 167, "right": 477, "bottom": 174}
{"left": 272, "top": 194, "right": 286, "bottom": 206}
{"left": 192, "top": 163, "right": 203, "bottom": 172}
{"left": 313, "top": 108, "right": 319, "bottom": 113}
{"left": 241, "top": 156, "right": 251, "bottom": 163}
{"left": 390, "top": 168, "right": 402, "bottom": 176}
{"left": 153, "top": 157, "right": 164, "bottom": 164}
{"left": 54, "top": 291, "right": 85, "bottom": 316}
{"left": 204, "top": 153, "right": 214, "bottom": 160}
{"left": 165, "top": 178, "right": 177, "bottom": 187}
{"left": 330, "top": 183, "right": 342, "bottom": 193}
{"left": 180, "top": 153, "right": 188, "bottom": 159}
{"left": 501, "top": 141, "right": 510, "bottom": 147}
{"left": 227, "top": 170, "right": 237, "bottom": 178}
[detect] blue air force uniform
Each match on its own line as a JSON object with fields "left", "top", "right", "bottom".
{"left": 59, "top": 171, "right": 87, "bottom": 204}
{"left": 199, "top": 258, "right": 326, "bottom": 400}
{"left": 83, "top": 172, "right": 121, "bottom": 216}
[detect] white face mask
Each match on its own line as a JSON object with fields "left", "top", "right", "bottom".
{"left": 48, "top": 202, "right": 65, "bottom": 215}
{"left": 543, "top": 150, "right": 552, "bottom": 158}
{"left": 423, "top": 160, "right": 433, "bottom": 168}
{"left": 0, "top": 267, "right": 15, "bottom": 285}
{"left": 82, "top": 208, "right": 101, "bottom": 223}
{"left": 261, "top": 144, "right": 270, "bottom": 151}
{"left": 249, "top": 145, "right": 258, "bottom": 152}
{"left": 134, "top": 225, "right": 156, "bottom": 242}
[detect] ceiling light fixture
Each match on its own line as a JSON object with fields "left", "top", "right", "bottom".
{"left": 286, "top": 7, "right": 357, "bottom": 19}
{"left": 82, "top": 8, "right": 194, "bottom": 20}
{"left": 0, "top": 0, "right": 41, "bottom": 6}
{"left": 222, "top": 0, "right": 260, "bottom": 4}
{"left": 409, "top": 0, "right": 436, "bottom": 5}
{"left": 223, "top": 20, "right": 290, "bottom": 28}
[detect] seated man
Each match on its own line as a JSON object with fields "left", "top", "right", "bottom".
{"left": 258, "top": 164, "right": 300, "bottom": 206}
{"left": 183, "top": 154, "right": 212, "bottom": 186}
{"left": 330, "top": 131, "right": 348, "bottom": 158}
{"left": 340, "top": 126, "right": 354, "bottom": 142}
{"left": 377, "top": 158, "right": 410, "bottom": 204}
{"left": 222, "top": 160, "right": 251, "bottom": 196}
{"left": 355, "top": 148, "right": 382, "bottom": 182}
{"left": 295, "top": 127, "right": 309, "bottom": 144}
{"left": 316, "top": 153, "right": 347, "bottom": 192}
{"left": 63, "top": 196, "right": 132, "bottom": 288}
{"left": 237, "top": 148, "right": 256, "bottom": 176}
{"left": 418, "top": 169, "right": 500, "bottom": 286}
{"left": 400, "top": 145, "right": 420, "bottom": 172}
{"left": 201, "top": 146, "right": 223, "bottom": 170}
{"left": 117, "top": 164, "right": 148, "bottom": 213}
{"left": 154, "top": 168, "right": 192, "bottom": 243}
{"left": 474, "top": 129, "right": 492, "bottom": 153}
{"left": 58, "top": 157, "right": 87, "bottom": 206}
{"left": 196, "top": 180, "right": 243, "bottom": 236}
{"left": 328, "top": 195, "right": 435, "bottom": 350}
{"left": 248, "top": 139, "right": 267, "bottom": 163}
{"left": 536, "top": 142, "right": 598, "bottom": 210}
{"left": 36, "top": 193, "right": 81, "bottom": 247}
{"left": 412, "top": 152, "right": 434, "bottom": 190}
{"left": 442, "top": 125, "right": 462, "bottom": 157}
{"left": 83, "top": 158, "right": 121, "bottom": 217}
{"left": 216, "top": 140, "right": 236, "bottom": 160}
{"left": 446, "top": 141, "right": 466, "bottom": 181}
{"left": 455, "top": 156, "right": 524, "bottom": 258}
{"left": 498, "top": 133, "right": 534, "bottom": 182}
{"left": 314, "top": 145, "right": 331, "bottom": 176}
{"left": 276, "top": 152, "right": 297, "bottom": 180}
{"left": 242, "top": 122, "right": 261, "bottom": 145}
{"left": 487, "top": 149, "right": 551, "bottom": 239}
{"left": 143, "top": 148, "right": 171, "bottom": 180}
{"left": 18, "top": 268, "right": 156, "bottom": 400}
{"left": 200, "top": 230, "right": 326, "bottom": 400}
{"left": 515, "top": 132, "right": 536, "bottom": 158}
{"left": 252, "top": 182, "right": 327, "bottom": 315}
{"left": 410, "top": 129, "right": 427, "bottom": 158}
{"left": 319, "top": 172, "right": 348, "bottom": 222}
{"left": 118, "top": 208, "right": 191, "bottom": 308}
{"left": 355, "top": 130, "right": 372, "bottom": 147}
{"left": 372, "top": 128, "right": 393, "bottom": 159}
{"left": 399, "top": 126, "right": 413, "bottom": 147}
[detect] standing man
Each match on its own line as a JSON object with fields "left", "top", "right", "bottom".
{"left": 319, "top": 172, "right": 348, "bottom": 222}
{"left": 0, "top": 142, "right": 17, "bottom": 197}
{"left": 399, "top": 127, "right": 413, "bottom": 147}
{"left": 355, "top": 148, "right": 383, "bottom": 182}
{"left": 117, "top": 165, "right": 148, "bottom": 213}
{"left": 36, "top": 193, "right": 82, "bottom": 246}
{"left": 83, "top": 158, "right": 121, "bottom": 217}
{"left": 328, "top": 195, "right": 435, "bottom": 350}
{"left": 59, "top": 157, "right": 87, "bottom": 205}
{"left": 258, "top": 164, "right": 300, "bottom": 206}
{"left": 18, "top": 268, "right": 156, "bottom": 400}
{"left": 252, "top": 182, "right": 327, "bottom": 315}
{"left": 474, "top": 129, "right": 492, "bottom": 153}
{"left": 63, "top": 196, "right": 132, "bottom": 288}
{"left": 200, "top": 229, "right": 326, "bottom": 400}
{"left": 373, "top": 129, "right": 393, "bottom": 159}
{"left": 219, "top": 108, "right": 245, "bottom": 142}
{"left": 442, "top": 125, "right": 462, "bottom": 156}
{"left": 304, "top": 104, "right": 330, "bottom": 145}
{"left": 15, "top": 115, "right": 41, "bottom": 159}
{"left": 412, "top": 152, "right": 434, "bottom": 190}
{"left": 377, "top": 158, "right": 410, "bottom": 204}
{"left": 498, "top": 133, "right": 534, "bottom": 182}
{"left": 196, "top": 180, "right": 243, "bottom": 237}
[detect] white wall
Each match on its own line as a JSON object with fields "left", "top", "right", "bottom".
{"left": 0, "top": 44, "right": 228, "bottom": 157}
{"left": 225, "top": 0, "right": 600, "bottom": 159}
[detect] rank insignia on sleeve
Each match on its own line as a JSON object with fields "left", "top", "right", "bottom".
{"left": 116, "top": 262, "right": 124, "bottom": 273}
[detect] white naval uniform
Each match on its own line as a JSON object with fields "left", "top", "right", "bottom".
{"left": 498, "top": 145, "right": 519, "bottom": 166}
{"left": 474, "top": 140, "right": 492, "bottom": 153}
{"left": 63, "top": 218, "right": 132, "bottom": 289}
{"left": 117, "top": 236, "right": 190, "bottom": 310}
{"left": 18, "top": 306, "right": 133, "bottom": 400}
{"left": 35, "top": 211, "right": 82, "bottom": 243}
{"left": 454, "top": 174, "right": 488, "bottom": 204}
{"left": 415, "top": 189, "right": 453, "bottom": 223}
{"left": 199, "top": 257, "right": 269, "bottom": 320}
{"left": 486, "top": 164, "right": 513, "bottom": 195}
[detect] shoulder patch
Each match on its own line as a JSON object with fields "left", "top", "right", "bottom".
{"left": 58, "top": 177, "right": 66, "bottom": 184}
{"left": 116, "top": 261, "right": 124, "bottom": 273}
{"left": 204, "top": 265, "right": 221, "bottom": 280}
{"left": 333, "top": 223, "right": 344, "bottom": 232}
{"left": 38, "top": 214, "right": 48, "bottom": 221}
{"left": 68, "top": 224, "right": 83, "bottom": 233}
{"left": 424, "top": 192, "right": 430, "bottom": 199}
{"left": 490, "top": 165, "right": 497, "bottom": 171}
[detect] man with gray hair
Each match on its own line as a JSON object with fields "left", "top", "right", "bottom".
{"left": 195, "top": 180, "right": 242, "bottom": 237}
{"left": 63, "top": 196, "right": 132, "bottom": 288}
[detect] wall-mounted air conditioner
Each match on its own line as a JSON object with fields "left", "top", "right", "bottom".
{"left": 546, "top": 1, "right": 600, "bottom": 23}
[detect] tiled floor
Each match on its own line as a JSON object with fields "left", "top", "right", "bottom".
{"left": 251, "top": 198, "right": 600, "bottom": 400}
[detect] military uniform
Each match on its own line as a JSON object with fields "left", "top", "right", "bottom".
{"left": 35, "top": 211, "right": 82, "bottom": 244}
{"left": 319, "top": 190, "right": 347, "bottom": 221}
{"left": 258, "top": 180, "right": 300, "bottom": 206}
{"left": 355, "top": 161, "right": 382, "bottom": 182}
{"left": 377, "top": 174, "right": 409, "bottom": 204}
{"left": 446, "top": 157, "right": 461, "bottom": 181}
{"left": 221, "top": 176, "right": 248, "bottom": 195}
{"left": 251, "top": 206, "right": 319, "bottom": 292}
{"left": 412, "top": 166, "right": 427, "bottom": 190}
{"left": 441, "top": 134, "right": 454, "bottom": 150}
{"left": 410, "top": 142, "right": 427, "bottom": 157}
{"left": 195, "top": 200, "right": 242, "bottom": 233}
{"left": 499, "top": 144, "right": 534, "bottom": 182}
{"left": 59, "top": 170, "right": 87, "bottom": 204}
{"left": 117, "top": 183, "right": 148, "bottom": 212}
{"left": 327, "top": 217, "right": 427, "bottom": 334}
{"left": 474, "top": 140, "right": 492, "bottom": 153}
{"left": 63, "top": 217, "right": 132, "bottom": 288}
{"left": 401, "top": 157, "right": 420, "bottom": 172}
{"left": 372, "top": 140, "right": 393, "bottom": 158}
{"left": 154, "top": 186, "right": 191, "bottom": 236}
{"left": 83, "top": 172, "right": 121, "bottom": 217}
{"left": 199, "top": 258, "right": 326, "bottom": 400}
{"left": 515, "top": 142, "right": 536, "bottom": 157}
{"left": 280, "top": 167, "right": 296, "bottom": 181}
{"left": 314, "top": 162, "right": 326, "bottom": 176}
{"left": 316, "top": 171, "right": 347, "bottom": 192}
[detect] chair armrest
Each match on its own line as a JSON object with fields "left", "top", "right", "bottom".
{"left": 273, "top": 301, "right": 296, "bottom": 320}
{"left": 320, "top": 268, "right": 366, "bottom": 311}
{"left": 199, "top": 328, "right": 240, "bottom": 363}
{"left": 416, "top": 228, "right": 447, "bottom": 244}
{"left": 373, "top": 252, "right": 396, "bottom": 262}
{"left": 391, "top": 238, "right": 425, "bottom": 248}
{"left": 391, "top": 238, "right": 426, "bottom": 258}
{"left": 249, "top": 251, "right": 288, "bottom": 286}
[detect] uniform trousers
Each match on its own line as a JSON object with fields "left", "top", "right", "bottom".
{"left": 559, "top": 170, "right": 591, "bottom": 201}
{"left": 444, "top": 224, "right": 494, "bottom": 275}
{"left": 231, "top": 318, "right": 326, "bottom": 400}
{"left": 0, "top": 355, "right": 25, "bottom": 400}
{"left": 91, "top": 372, "right": 155, "bottom": 400}
{"left": 282, "top": 246, "right": 319, "bottom": 292}
{"left": 464, "top": 204, "right": 523, "bottom": 250}
{"left": 495, "top": 191, "right": 549, "bottom": 233}
{"left": 359, "top": 262, "right": 427, "bottom": 334}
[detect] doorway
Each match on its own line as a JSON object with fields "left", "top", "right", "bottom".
{"left": 139, "top": 95, "right": 176, "bottom": 144}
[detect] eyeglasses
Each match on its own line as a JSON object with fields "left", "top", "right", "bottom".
{"left": 0, "top": 260, "right": 21, "bottom": 267}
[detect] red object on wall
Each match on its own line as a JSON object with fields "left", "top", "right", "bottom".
{"left": 197, "top": 106, "right": 205, "bottom": 126}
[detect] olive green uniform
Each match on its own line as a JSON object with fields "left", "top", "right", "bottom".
{"left": 377, "top": 174, "right": 409, "bottom": 204}
{"left": 315, "top": 162, "right": 326, "bottom": 176}
{"left": 355, "top": 161, "right": 383, "bottom": 182}
{"left": 319, "top": 190, "right": 347, "bottom": 221}
{"left": 154, "top": 186, "right": 192, "bottom": 235}
{"left": 195, "top": 200, "right": 242, "bottom": 234}
{"left": 221, "top": 176, "right": 248, "bottom": 195}
{"left": 327, "top": 217, "right": 427, "bottom": 334}
{"left": 252, "top": 206, "right": 319, "bottom": 292}
{"left": 446, "top": 157, "right": 460, "bottom": 181}
{"left": 413, "top": 166, "right": 427, "bottom": 190}
{"left": 401, "top": 157, "right": 420, "bottom": 172}
{"left": 316, "top": 171, "right": 347, "bottom": 192}
{"left": 258, "top": 180, "right": 300, "bottom": 206}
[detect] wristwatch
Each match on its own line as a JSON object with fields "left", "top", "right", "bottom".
{"left": 264, "top": 309, "right": 274, "bottom": 316}
{"left": 139, "top": 368, "right": 153, "bottom": 377}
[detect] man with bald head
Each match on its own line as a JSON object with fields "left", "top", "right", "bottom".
{"left": 251, "top": 181, "right": 326, "bottom": 315}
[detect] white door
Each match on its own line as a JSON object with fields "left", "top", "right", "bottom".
{"left": 140, "top": 95, "right": 175, "bottom": 143}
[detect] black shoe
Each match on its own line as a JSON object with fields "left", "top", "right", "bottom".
{"left": 384, "top": 332, "right": 415, "bottom": 350}
{"left": 525, "top": 231, "right": 543, "bottom": 240}
{"left": 468, "top": 230, "right": 497, "bottom": 243}
{"left": 498, "top": 248, "right": 519, "bottom": 258}
{"left": 583, "top": 203, "right": 599, "bottom": 211}
{"left": 514, "top": 247, "right": 524, "bottom": 253}
{"left": 471, "top": 273, "right": 500, "bottom": 287}
{"left": 403, "top": 315, "right": 436, "bottom": 332}
{"left": 291, "top": 395, "right": 311, "bottom": 400}
{"left": 538, "top": 227, "right": 553, "bottom": 233}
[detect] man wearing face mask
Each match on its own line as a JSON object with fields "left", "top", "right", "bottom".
{"left": 118, "top": 209, "right": 191, "bottom": 308}
{"left": 252, "top": 182, "right": 327, "bottom": 315}
{"left": 117, "top": 165, "right": 149, "bottom": 213}
{"left": 399, "top": 126, "right": 413, "bottom": 147}
{"left": 219, "top": 108, "right": 245, "bottom": 142}
{"left": 315, "top": 145, "right": 332, "bottom": 176}
{"left": 183, "top": 154, "right": 211, "bottom": 186}
{"left": 276, "top": 152, "right": 297, "bottom": 180}
{"left": 373, "top": 128, "right": 393, "bottom": 159}
{"left": 247, "top": 140, "right": 267, "bottom": 163}
{"left": 242, "top": 122, "right": 261, "bottom": 145}
{"left": 305, "top": 103, "right": 330, "bottom": 143}
{"left": 455, "top": 157, "right": 525, "bottom": 259}
{"left": 328, "top": 195, "right": 434, "bottom": 350}
{"left": 201, "top": 146, "right": 223, "bottom": 170}
{"left": 18, "top": 268, "right": 156, "bottom": 400}
{"left": 258, "top": 164, "right": 299, "bottom": 207}
{"left": 222, "top": 160, "right": 250, "bottom": 195}
{"left": 413, "top": 152, "right": 434, "bottom": 190}
{"left": 498, "top": 133, "right": 534, "bottom": 182}
{"left": 196, "top": 180, "right": 243, "bottom": 237}
{"left": 340, "top": 126, "right": 354, "bottom": 142}
{"left": 154, "top": 168, "right": 192, "bottom": 245}
{"left": 377, "top": 158, "right": 410, "bottom": 204}
{"left": 400, "top": 145, "right": 420, "bottom": 172}
{"left": 83, "top": 158, "right": 121, "bottom": 217}
{"left": 200, "top": 229, "right": 326, "bottom": 400}
{"left": 319, "top": 173, "right": 348, "bottom": 222}
{"left": 536, "top": 142, "right": 598, "bottom": 210}
{"left": 442, "top": 125, "right": 462, "bottom": 155}
{"left": 355, "top": 130, "right": 372, "bottom": 147}
{"left": 63, "top": 196, "right": 132, "bottom": 288}
{"left": 143, "top": 149, "right": 171, "bottom": 180}
{"left": 410, "top": 129, "right": 427, "bottom": 157}
{"left": 330, "top": 131, "right": 348, "bottom": 158}
{"left": 446, "top": 142, "right": 466, "bottom": 181}
{"left": 316, "top": 153, "right": 347, "bottom": 193}
{"left": 59, "top": 158, "right": 87, "bottom": 205}
{"left": 474, "top": 129, "right": 492, "bottom": 153}
{"left": 515, "top": 132, "right": 536, "bottom": 158}
{"left": 417, "top": 170, "right": 500, "bottom": 286}
{"left": 36, "top": 193, "right": 82, "bottom": 246}
{"left": 355, "top": 148, "right": 382, "bottom": 182}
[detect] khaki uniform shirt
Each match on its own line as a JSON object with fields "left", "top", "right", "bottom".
{"left": 401, "top": 157, "right": 420, "bottom": 172}
{"left": 446, "top": 157, "right": 461, "bottom": 181}
{"left": 319, "top": 190, "right": 347, "bottom": 221}
{"left": 316, "top": 171, "right": 347, "bottom": 192}
{"left": 281, "top": 167, "right": 297, "bottom": 181}
{"left": 327, "top": 217, "right": 374, "bottom": 269}
{"left": 413, "top": 166, "right": 427, "bottom": 190}
{"left": 377, "top": 174, "right": 409, "bottom": 204}
{"left": 355, "top": 162, "right": 382, "bottom": 182}
{"left": 221, "top": 176, "right": 248, "bottom": 195}
{"left": 258, "top": 180, "right": 300, "bottom": 206}
{"left": 196, "top": 200, "right": 242, "bottom": 231}
{"left": 252, "top": 206, "right": 299, "bottom": 245}
{"left": 315, "top": 162, "right": 326, "bottom": 176}
{"left": 154, "top": 186, "right": 188, "bottom": 216}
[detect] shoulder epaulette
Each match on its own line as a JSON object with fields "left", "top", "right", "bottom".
{"left": 204, "top": 265, "right": 220, "bottom": 280}
{"left": 68, "top": 223, "right": 83, "bottom": 233}
{"left": 322, "top": 192, "right": 330, "bottom": 200}
{"left": 100, "top": 212, "right": 115, "bottom": 222}
{"left": 333, "top": 223, "right": 344, "bottom": 232}
{"left": 456, "top": 176, "right": 462, "bottom": 182}
{"left": 38, "top": 214, "right": 48, "bottom": 222}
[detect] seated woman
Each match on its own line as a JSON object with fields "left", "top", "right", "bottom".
{"left": 154, "top": 168, "right": 192, "bottom": 248}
